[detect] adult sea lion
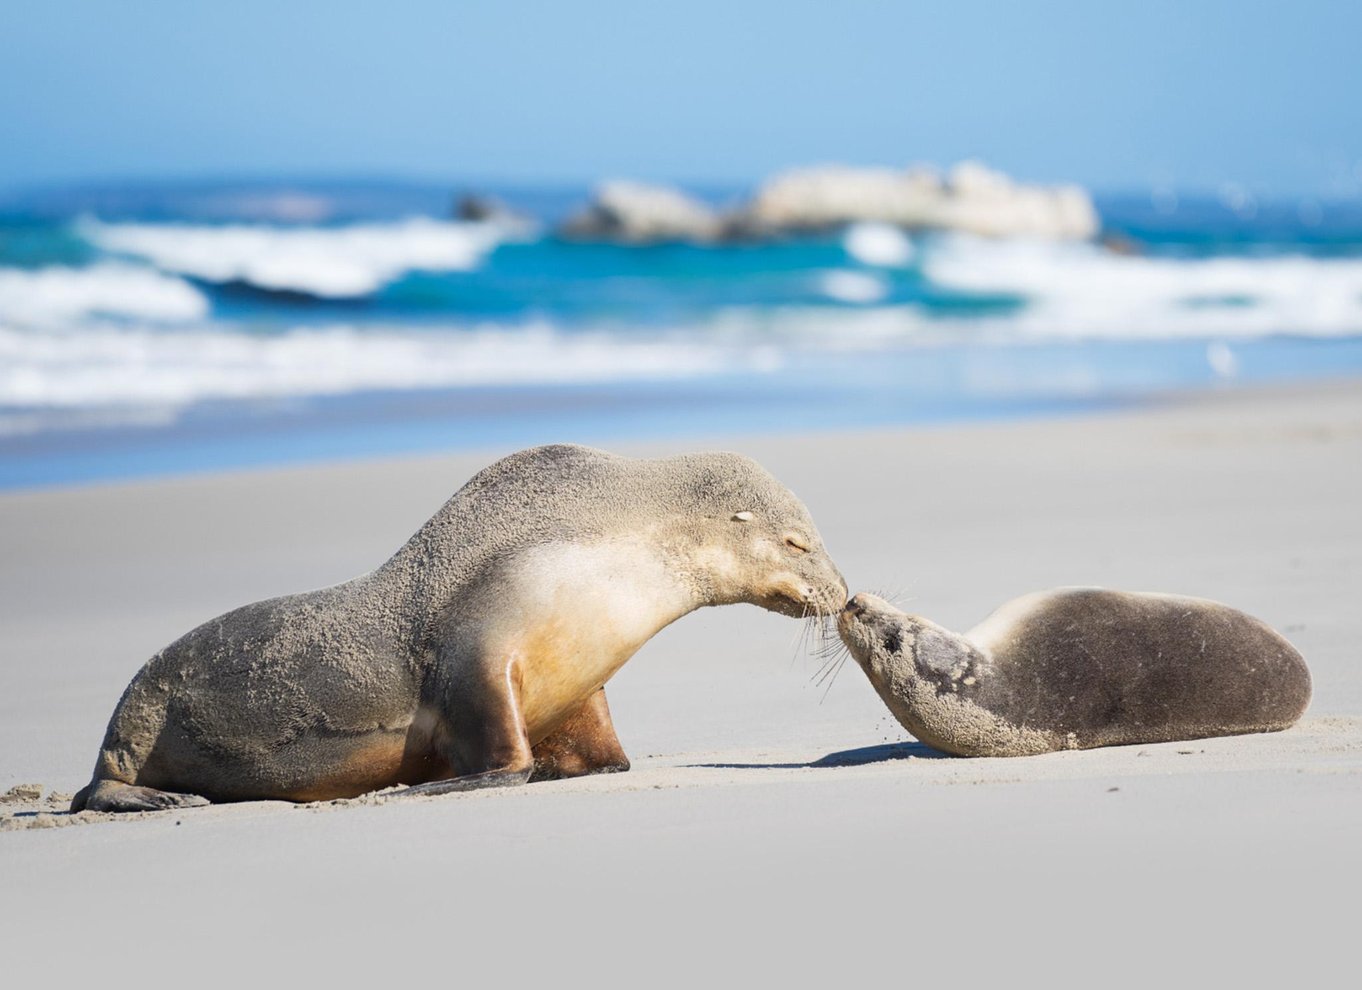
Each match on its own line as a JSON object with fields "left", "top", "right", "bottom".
{"left": 837, "top": 589, "right": 1310, "bottom": 757}
{"left": 73, "top": 444, "right": 846, "bottom": 812}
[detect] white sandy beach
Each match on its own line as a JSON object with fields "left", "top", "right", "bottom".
{"left": 2, "top": 382, "right": 1360, "bottom": 986}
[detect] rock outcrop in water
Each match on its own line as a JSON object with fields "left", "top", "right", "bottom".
{"left": 740, "top": 161, "right": 1099, "bottom": 240}
{"left": 560, "top": 181, "right": 723, "bottom": 244}
{"left": 557, "top": 162, "right": 1099, "bottom": 244}
{"left": 455, "top": 193, "right": 522, "bottom": 224}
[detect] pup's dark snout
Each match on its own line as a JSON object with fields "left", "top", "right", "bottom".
{"left": 843, "top": 594, "right": 868, "bottom": 617}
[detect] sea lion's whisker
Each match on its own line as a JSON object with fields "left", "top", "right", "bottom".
{"left": 810, "top": 661, "right": 838, "bottom": 684}
{"left": 819, "top": 654, "right": 851, "bottom": 703}
{"left": 812, "top": 641, "right": 850, "bottom": 688}
{"left": 811, "top": 648, "right": 843, "bottom": 682}
{"left": 806, "top": 642, "right": 838, "bottom": 667}
{"left": 812, "top": 645, "right": 845, "bottom": 665}
{"left": 877, "top": 582, "right": 917, "bottom": 610}
{"left": 793, "top": 607, "right": 840, "bottom": 672}
{"left": 791, "top": 612, "right": 820, "bottom": 668}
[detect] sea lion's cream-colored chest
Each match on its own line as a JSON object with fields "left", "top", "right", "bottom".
{"left": 489, "top": 540, "right": 691, "bottom": 743}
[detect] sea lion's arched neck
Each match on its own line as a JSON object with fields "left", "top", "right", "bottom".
{"left": 371, "top": 501, "right": 748, "bottom": 625}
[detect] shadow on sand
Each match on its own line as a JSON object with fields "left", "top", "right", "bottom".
{"left": 688, "top": 740, "right": 951, "bottom": 770}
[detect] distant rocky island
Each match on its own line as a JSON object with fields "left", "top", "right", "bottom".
{"left": 555, "top": 161, "right": 1099, "bottom": 244}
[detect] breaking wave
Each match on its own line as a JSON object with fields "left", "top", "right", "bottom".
{"left": 923, "top": 236, "right": 1362, "bottom": 339}
{"left": 3, "top": 216, "right": 1362, "bottom": 420}
{"left": 818, "top": 269, "right": 890, "bottom": 304}
{"left": 78, "top": 217, "right": 516, "bottom": 298}
{"left": 842, "top": 222, "right": 915, "bottom": 267}
{"left": 0, "top": 321, "right": 740, "bottom": 410}
{"left": 0, "top": 264, "right": 209, "bottom": 326}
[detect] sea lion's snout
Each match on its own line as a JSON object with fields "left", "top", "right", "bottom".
{"left": 761, "top": 543, "right": 847, "bottom": 617}
{"left": 838, "top": 593, "right": 911, "bottom": 669}
{"left": 838, "top": 595, "right": 867, "bottom": 637}
{"left": 817, "top": 558, "right": 850, "bottom": 611}
{"left": 808, "top": 555, "right": 849, "bottom": 615}
{"left": 837, "top": 593, "right": 872, "bottom": 646}
{"left": 761, "top": 568, "right": 843, "bottom": 617}
{"left": 839, "top": 592, "right": 890, "bottom": 626}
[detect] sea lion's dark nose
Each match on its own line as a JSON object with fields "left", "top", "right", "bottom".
{"left": 844, "top": 594, "right": 867, "bottom": 617}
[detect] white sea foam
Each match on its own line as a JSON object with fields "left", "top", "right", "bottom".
{"left": 819, "top": 269, "right": 889, "bottom": 304}
{"left": 79, "top": 217, "right": 515, "bottom": 298}
{"left": 843, "top": 222, "right": 915, "bottom": 267}
{"left": 922, "top": 236, "right": 1362, "bottom": 339}
{"left": 0, "top": 264, "right": 209, "bottom": 326}
{"left": 0, "top": 321, "right": 738, "bottom": 409}
{"left": 5, "top": 234, "right": 1362, "bottom": 417}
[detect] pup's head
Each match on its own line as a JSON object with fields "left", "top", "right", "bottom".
{"left": 838, "top": 592, "right": 982, "bottom": 693}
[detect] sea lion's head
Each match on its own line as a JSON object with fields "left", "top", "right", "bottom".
{"left": 661, "top": 452, "right": 846, "bottom": 618}
{"left": 838, "top": 593, "right": 983, "bottom": 695}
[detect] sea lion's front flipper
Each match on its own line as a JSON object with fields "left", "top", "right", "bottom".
{"left": 530, "top": 687, "right": 631, "bottom": 781}
{"left": 398, "top": 649, "right": 536, "bottom": 798}
{"left": 71, "top": 779, "right": 210, "bottom": 813}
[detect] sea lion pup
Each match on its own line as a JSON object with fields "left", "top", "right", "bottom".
{"left": 73, "top": 444, "right": 846, "bottom": 812}
{"left": 837, "top": 589, "right": 1311, "bottom": 757}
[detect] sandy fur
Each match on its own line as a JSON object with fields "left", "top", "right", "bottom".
{"left": 841, "top": 589, "right": 1311, "bottom": 757}
{"left": 70, "top": 444, "right": 846, "bottom": 808}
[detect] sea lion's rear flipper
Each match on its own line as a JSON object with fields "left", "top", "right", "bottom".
{"left": 394, "top": 767, "right": 533, "bottom": 796}
{"left": 70, "top": 779, "right": 210, "bottom": 813}
{"left": 530, "top": 687, "right": 631, "bottom": 781}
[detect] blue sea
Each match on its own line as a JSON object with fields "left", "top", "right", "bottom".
{"left": 3, "top": 179, "right": 1362, "bottom": 489}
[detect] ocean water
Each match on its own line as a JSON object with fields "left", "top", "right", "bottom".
{"left": 2, "top": 180, "right": 1362, "bottom": 488}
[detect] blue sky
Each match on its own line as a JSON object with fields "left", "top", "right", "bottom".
{"left": 2, "top": 1, "right": 1359, "bottom": 194}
